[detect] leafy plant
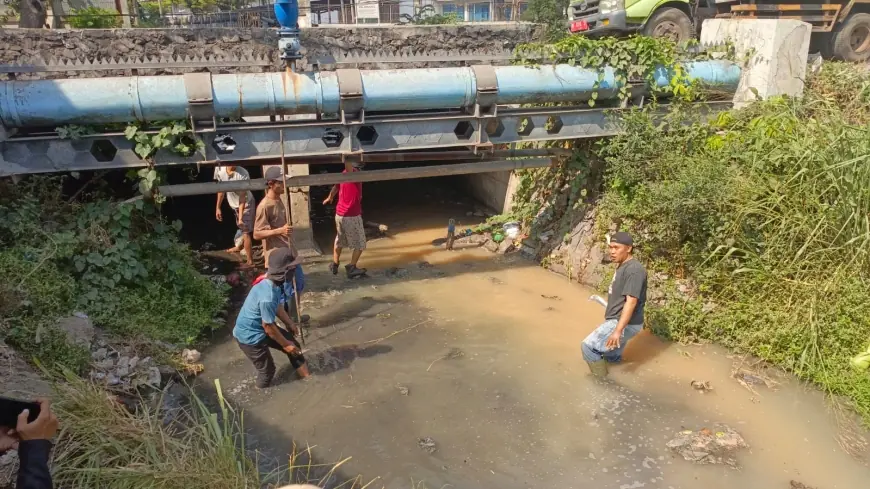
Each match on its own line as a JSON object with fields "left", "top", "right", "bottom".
{"left": 123, "top": 121, "right": 204, "bottom": 202}
{"left": 524, "top": 0, "right": 572, "bottom": 42}
{"left": 67, "top": 6, "right": 123, "bottom": 29}
{"left": 514, "top": 35, "right": 726, "bottom": 106}
{"left": 601, "top": 62, "right": 870, "bottom": 422}
{"left": 124, "top": 121, "right": 203, "bottom": 160}
{"left": 0, "top": 176, "right": 226, "bottom": 371}
{"left": 398, "top": 5, "right": 461, "bottom": 25}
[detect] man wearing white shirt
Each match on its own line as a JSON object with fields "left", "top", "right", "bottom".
{"left": 214, "top": 165, "right": 256, "bottom": 268}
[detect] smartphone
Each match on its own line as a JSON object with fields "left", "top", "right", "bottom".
{"left": 0, "top": 396, "right": 40, "bottom": 428}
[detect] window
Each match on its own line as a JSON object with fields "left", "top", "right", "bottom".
{"left": 470, "top": 2, "right": 490, "bottom": 21}
{"left": 442, "top": 3, "right": 466, "bottom": 19}
{"left": 502, "top": 2, "right": 528, "bottom": 20}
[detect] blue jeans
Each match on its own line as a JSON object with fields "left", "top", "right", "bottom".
{"left": 581, "top": 319, "right": 643, "bottom": 363}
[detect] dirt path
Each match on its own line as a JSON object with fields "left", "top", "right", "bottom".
{"left": 200, "top": 183, "right": 869, "bottom": 489}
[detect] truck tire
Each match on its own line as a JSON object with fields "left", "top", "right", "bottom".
{"left": 832, "top": 13, "right": 870, "bottom": 62}
{"left": 643, "top": 8, "right": 694, "bottom": 44}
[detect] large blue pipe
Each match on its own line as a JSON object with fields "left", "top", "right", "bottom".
{"left": 0, "top": 61, "right": 741, "bottom": 128}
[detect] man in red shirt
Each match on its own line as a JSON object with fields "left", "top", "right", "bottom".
{"left": 323, "top": 165, "right": 367, "bottom": 278}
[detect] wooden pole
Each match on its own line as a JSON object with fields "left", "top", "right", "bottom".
{"left": 279, "top": 131, "right": 305, "bottom": 346}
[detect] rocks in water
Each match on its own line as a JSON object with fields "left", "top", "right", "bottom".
{"left": 396, "top": 384, "right": 410, "bottom": 396}
{"left": 56, "top": 313, "right": 95, "bottom": 349}
{"left": 385, "top": 267, "right": 409, "bottom": 278}
{"left": 790, "top": 481, "right": 817, "bottom": 489}
{"left": 666, "top": 426, "right": 748, "bottom": 466}
{"left": 484, "top": 239, "right": 500, "bottom": 253}
{"left": 454, "top": 234, "right": 487, "bottom": 247}
{"left": 690, "top": 380, "right": 713, "bottom": 393}
{"left": 418, "top": 436, "right": 437, "bottom": 454}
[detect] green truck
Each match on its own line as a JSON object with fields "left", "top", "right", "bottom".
{"left": 567, "top": 0, "right": 870, "bottom": 61}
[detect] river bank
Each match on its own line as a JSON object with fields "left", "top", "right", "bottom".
{"left": 199, "top": 179, "right": 870, "bottom": 489}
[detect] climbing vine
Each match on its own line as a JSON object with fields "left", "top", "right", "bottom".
{"left": 57, "top": 120, "right": 203, "bottom": 203}
{"left": 514, "top": 36, "right": 735, "bottom": 105}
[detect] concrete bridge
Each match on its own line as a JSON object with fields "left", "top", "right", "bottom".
{"left": 0, "top": 17, "right": 812, "bottom": 254}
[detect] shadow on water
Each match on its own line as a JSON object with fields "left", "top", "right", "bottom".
{"left": 276, "top": 343, "right": 394, "bottom": 382}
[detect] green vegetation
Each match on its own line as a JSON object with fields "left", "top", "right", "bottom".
{"left": 599, "top": 62, "right": 870, "bottom": 421}
{"left": 507, "top": 59, "right": 870, "bottom": 423}
{"left": 50, "top": 373, "right": 358, "bottom": 488}
{"left": 515, "top": 35, "right": 734, "bottom": 106}
{"left": 524, "top": 0, "right": 571, "bottom": 42}
{"left": 400, "top": 5, "right": 461, "bottom": 25}
{"left": 67, "top": 7, "right": 123, "bottom": 29}
{"left": 0, "top": 176, "right": 226, "bottom": 373}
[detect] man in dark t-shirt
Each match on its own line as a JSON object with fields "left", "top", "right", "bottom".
{"left": 581, "top": 232, "right": 648, "bottom": 377}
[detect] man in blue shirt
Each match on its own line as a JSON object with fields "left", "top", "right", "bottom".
{"left": 234, "top": 247, "right": 310, "bottom": 388}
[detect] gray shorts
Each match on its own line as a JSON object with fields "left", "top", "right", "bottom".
{"left": 335, "top": 215, "right": 367, "bottom": 250}
{"left": 234, "top": 206, "right": 255, "bottom": 234}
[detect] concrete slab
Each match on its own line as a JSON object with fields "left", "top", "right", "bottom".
{"left": 701, "top": 19, "right": 811, "bottom": 107}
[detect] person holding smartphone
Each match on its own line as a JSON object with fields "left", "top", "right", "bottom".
{"left": 0, "top": 398, "right": 59, "bottom": 489}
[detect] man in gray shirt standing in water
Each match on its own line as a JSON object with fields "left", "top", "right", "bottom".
{"left": 582, "top": 231, "right": 648, "bottom": 377}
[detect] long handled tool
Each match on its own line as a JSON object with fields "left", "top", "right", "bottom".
{"left": 279, "top": 130, "right": 305, "bottom": 346}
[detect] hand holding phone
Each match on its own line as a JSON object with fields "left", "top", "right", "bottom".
{"left": 0, "top": 396, "right": 40, "bottom": 428}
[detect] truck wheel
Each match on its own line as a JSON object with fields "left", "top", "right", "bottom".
{"left": 643, "top": 8, "right": 694, "bottom": 44}
{"left": 832, "top": 13, "right": 870, "bottom": 62}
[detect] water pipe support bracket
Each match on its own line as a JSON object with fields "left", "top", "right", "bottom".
{"left": 471, "top": 65, "right": 499, "bottom": 117}
{"left": 183, "top": 72, "right": 216, "bottom": 123}
{"left": 336, "top": 68, "right": 365, "bottom": 124}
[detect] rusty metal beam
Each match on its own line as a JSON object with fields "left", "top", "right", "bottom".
{"left": 159, "top": 158, "right": 553, "bottom": 197}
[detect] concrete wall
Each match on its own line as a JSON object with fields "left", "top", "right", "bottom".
{"left": 0, "top": 23, "right": 541, "bottom": 79}
{"left": 463, "top": 170, "right": 516, "bottom": 215}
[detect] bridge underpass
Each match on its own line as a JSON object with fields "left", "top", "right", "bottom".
{"left": 0, "top": 13, "right": 812, "bottom": 256}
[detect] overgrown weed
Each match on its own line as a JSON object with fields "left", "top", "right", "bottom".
{"left": 597, "top": 62, "right": 870, "bottom": 422}
{"left": 45, "top": 373, "right": 367, "bottom": 489}
{"left": 508, "top": 62, "right": 870, "bottom": 424}
{"left": 0, "top": 176, "right": 226, "bottom": 371}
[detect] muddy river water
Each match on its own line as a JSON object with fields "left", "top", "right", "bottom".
{"left": 201, "top": 179, "right": 869, "bottom": 489}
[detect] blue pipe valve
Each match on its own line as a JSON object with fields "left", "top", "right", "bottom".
{"left": 274, "top": 0, "right": 302, "bottom": 64}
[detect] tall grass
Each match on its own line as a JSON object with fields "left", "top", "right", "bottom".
{"left": 47, "top": 373, "right": 366, "bottom": 489}
{"left": 596, "top": 62, "right": 870, "bottom": 422}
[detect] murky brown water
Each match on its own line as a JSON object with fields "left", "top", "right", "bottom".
{"left": 202, "top": 179, "right": 869, "bottom": 489}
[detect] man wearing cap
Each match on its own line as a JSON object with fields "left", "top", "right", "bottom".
{"left": 254, "top": 166, "right": 309, "bottom": 323}
{"left": 581, "top": 231, "right": 648, "bottom": 377}
{"left": 233, "top": 247, "right": 310, "bottom": 387}
{"left": 322, "top": 163, "right": 367, "bottom": 278}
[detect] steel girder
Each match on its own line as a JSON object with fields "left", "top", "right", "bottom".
{"left": 0, "top": 102, "right": 732, "bottom": 177}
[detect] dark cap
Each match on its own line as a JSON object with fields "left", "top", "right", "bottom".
{"left": 266, "top": 247, "right": 297, "bottom": 282}
{"left": 264, "top": 166, "right": 283, "bottom": 182}
{"left": 610, "top": 231, "right": 634, "bottom": 247}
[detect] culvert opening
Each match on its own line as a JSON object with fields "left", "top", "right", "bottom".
{"left": 309, "top": 154, "right": 516, "bottom": 257}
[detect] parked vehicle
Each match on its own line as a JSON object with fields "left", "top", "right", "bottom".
{"left": 566, "top": 0, "right": 870, "bottom": 61}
